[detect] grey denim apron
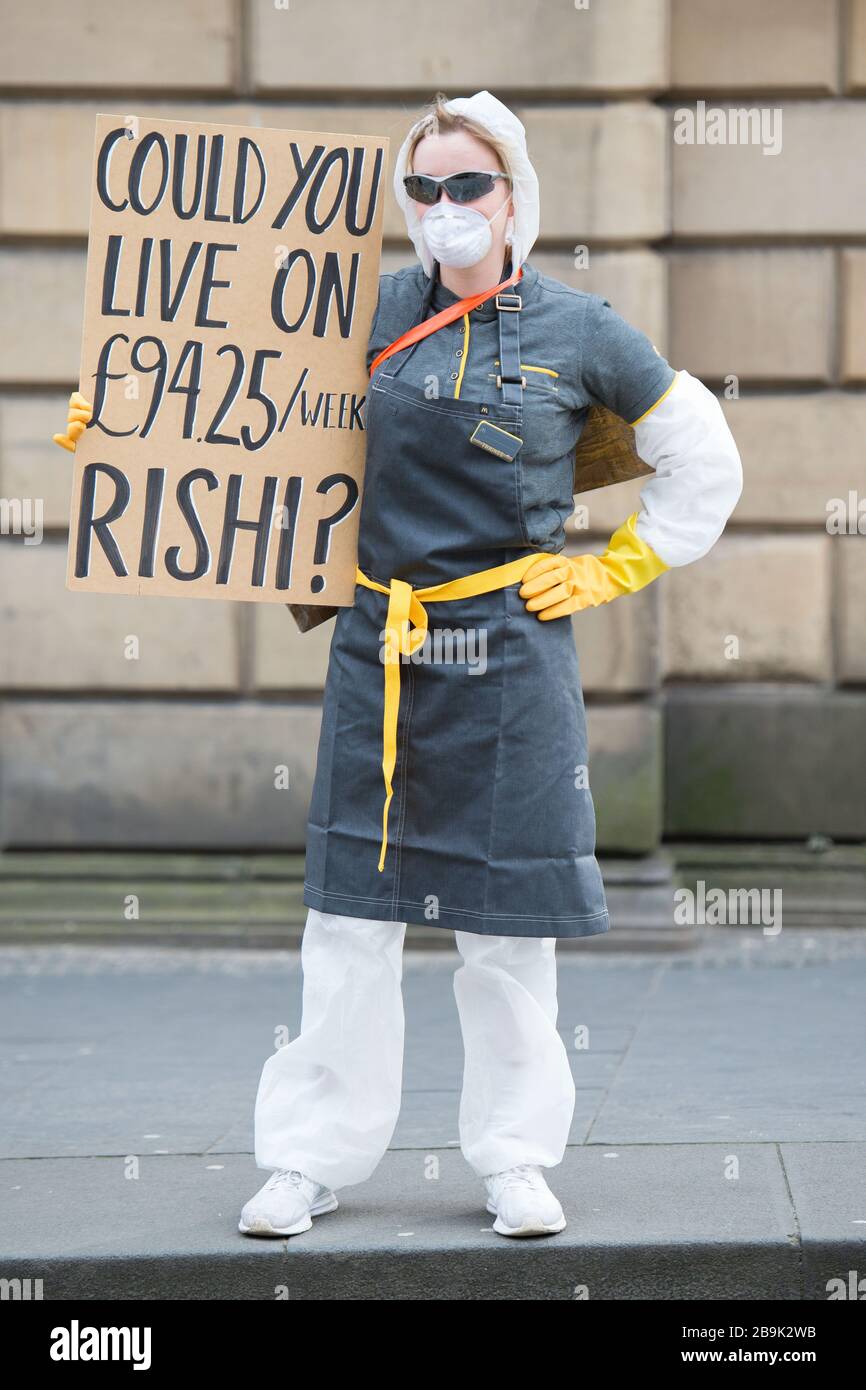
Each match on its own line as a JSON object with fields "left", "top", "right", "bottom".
{"left": 304, "top": 273, "right": 611, "bottom": 940}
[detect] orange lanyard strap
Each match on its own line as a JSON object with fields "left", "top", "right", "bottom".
{"left": 368, "top": 264, "right": 523, "bottom": 378}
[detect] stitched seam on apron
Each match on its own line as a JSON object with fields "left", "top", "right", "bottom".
{"left": 512, "top": 414, "right": 530, "bottom": 545}
{"left": 372, "top": 379, "right": 521, "bottom": 426}
{"left": 572, "top": 650, "right": 596, "bottom": 856}
{"left": 307, "top": 609, "right": 348, "bottom": 886}
{"left": 391, "top": 654, "right": 416, "bottom": 916}
{"left": 483, "top": 589, "right": 510, "bottom": 931}
{"left": 302, "top": 883, "right": 609, "bottom": 925}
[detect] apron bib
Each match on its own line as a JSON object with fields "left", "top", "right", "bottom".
{"left": 304, "top": 277, "right": 610, "bottom": 939}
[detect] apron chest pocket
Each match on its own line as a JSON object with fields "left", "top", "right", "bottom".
{"left": 468, "top": 419, "right": 524, "bottom": 460}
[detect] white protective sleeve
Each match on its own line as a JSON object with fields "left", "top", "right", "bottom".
{"left": 632, "top": 369, "right": 743, "bottom": 567}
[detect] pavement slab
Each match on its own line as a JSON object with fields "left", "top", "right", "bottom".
{"left": 1, "top": 931, "right": 865, "bottom": 1299}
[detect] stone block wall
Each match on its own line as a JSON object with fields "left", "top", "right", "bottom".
{"left": 1, "top": 0, "right": 863, "bottom": 849}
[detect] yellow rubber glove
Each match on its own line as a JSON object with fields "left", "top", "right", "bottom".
{"left": 52, "top": 391, "right": 92, "bottom": 452}
{"left": 520, "top": 512, "right": 669, "bottom": 621}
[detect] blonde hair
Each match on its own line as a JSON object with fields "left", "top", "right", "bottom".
{"left": 405, "top": 92, "right": 513, "bottom": 181}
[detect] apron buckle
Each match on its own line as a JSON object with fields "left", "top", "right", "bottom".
{"left": 495, "top": 373, "right": 527, "bottom": 389}
{"left": 495, "top": 292, "right": 522, "bottom": 312}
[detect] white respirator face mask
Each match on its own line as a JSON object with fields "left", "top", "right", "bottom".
{"left": 419, "top": 198, "right": 512, "bottom": 269}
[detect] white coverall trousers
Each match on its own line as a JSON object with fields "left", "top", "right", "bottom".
{"left": 253, "top": 908, "right": 577, "bottom": 1189}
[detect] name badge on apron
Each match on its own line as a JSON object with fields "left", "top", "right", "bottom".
{"left": 468, "top": 419, "right": 524, "bottom": 461}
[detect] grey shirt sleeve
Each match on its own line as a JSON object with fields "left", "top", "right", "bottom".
{"left": 580, "top": 294, "right": 677, "bottom": 425}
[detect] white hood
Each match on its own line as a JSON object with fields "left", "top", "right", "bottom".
{"left": 392, "top": 89, "right": 540, "bottom": 277}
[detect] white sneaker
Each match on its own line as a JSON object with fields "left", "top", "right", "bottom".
{"left": 484, "top": 1162, "right": 567, "bottom": 1237}
{"left": 238, "top": 1168, "right": 338, "bottom": 1237}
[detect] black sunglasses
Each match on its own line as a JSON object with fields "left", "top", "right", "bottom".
{"left": 403, "top": 170, "right": 511, "bottom": 205}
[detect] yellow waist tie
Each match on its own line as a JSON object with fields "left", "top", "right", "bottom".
{"left": 355, "top": 553, "right": 560, "bottom": 872}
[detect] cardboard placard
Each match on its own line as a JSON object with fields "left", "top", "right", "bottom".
{"left": 66, "top": 113, "right": 388, "bottom": 605}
